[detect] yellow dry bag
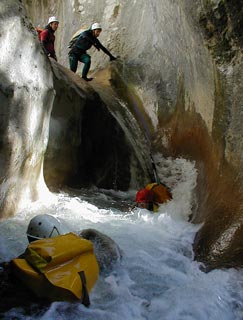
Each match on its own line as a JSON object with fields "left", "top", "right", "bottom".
{"left": 12, "top": 233, "right": 99, "bottom": 305}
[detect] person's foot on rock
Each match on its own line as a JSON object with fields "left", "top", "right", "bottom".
{"left": 82, "top": 76, "right": 93, "bottom": 82}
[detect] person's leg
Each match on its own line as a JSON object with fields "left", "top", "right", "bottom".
{"left": 69, "top": 54, "right": 78, "bottom": 72}
{"left": 79, "top": 54, "right": 92, "bottom": 80}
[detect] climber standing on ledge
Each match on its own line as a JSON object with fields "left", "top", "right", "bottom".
{"left": 39, "top": 16, "right": 59, "bottom": 61}
{"left": 68, "top": 23, "right": 116, "bottom": 81}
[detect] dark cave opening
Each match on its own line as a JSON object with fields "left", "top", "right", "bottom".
{"left": 44, "top": 94, "right": 132, "bottom": 192}
{"left": 69, "top": 99, "right": 132, "bottom": 191}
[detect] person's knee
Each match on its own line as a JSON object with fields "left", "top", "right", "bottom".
{"left": 82, "top": 55, "right": 91, "bottom": 65}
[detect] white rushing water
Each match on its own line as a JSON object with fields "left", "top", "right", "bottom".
{"left": 1, "top": 156, "right": 243, "bottom": 320}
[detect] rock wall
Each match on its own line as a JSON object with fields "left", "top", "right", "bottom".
{"left": 0, "top": 0, "right": 55, "bottom": 217}
{"left": 0, "top": 0, "right": 154, "bottom": 219}
{"left": 26, "top": 0, "right": 242, "bottom": 269}
{"left": 44, "top": 61, "right": 152, "bottom": 191}
{"left": 24, "top": 0, "right": 215, "bottom": 131}
{"left": 1, "top": 0, "right": 242, "bottom": 268}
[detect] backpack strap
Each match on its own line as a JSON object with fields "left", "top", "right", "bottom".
{"left": 149, "top": 183, "right": 159, "bottom": 191}
{"left": 79, "top": 271, "right": 90, "bottom": 307}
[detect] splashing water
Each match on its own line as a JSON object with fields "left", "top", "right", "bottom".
{"left": 1, "top": 156, "right": 243, "bottom": 320}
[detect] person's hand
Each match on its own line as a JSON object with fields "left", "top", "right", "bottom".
{"left": 48, "top": 53, "right": 57, "bottom": 61}
{"left": 110, "top": 55, "right": 116, "bottom": 61}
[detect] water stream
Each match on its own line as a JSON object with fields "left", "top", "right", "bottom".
{"left": 1, "top": 155, "right": 243, "bottom": 319}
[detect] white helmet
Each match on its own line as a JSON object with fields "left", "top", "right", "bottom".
{"left": 26, "top": 214, "right": 68, "bottom": 242}
{"left": 48, "top": 16, "right": 59, "bottom": 24}
{"left": 91, "top": 22, "right": 102, "bottom": 30}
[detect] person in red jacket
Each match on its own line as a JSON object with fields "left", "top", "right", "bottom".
{"left": 136, "top": 188, "right": 154, "bottom": 211}
{"left": 136, "top": 183, "right": 172, "bottom": 212}
{"left": 40, "top": 16, "right": 59, "bottom": 61}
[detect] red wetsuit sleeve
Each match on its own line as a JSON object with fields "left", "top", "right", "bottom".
{"left": 39, "top": 29, "right": 56, "bottom": 59}
{"left": 40, "top": 29, "right": 49, "bottom": 42}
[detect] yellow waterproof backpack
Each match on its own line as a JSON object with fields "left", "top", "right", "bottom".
{"left": 146, "top": 182, "right": 172, "bottom": 204}
{"left": 12, "top": 233, "right": 99, "bottom": 305}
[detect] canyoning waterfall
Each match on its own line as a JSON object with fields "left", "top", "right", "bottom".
{"left": 1, "top": 156, "right": 243, "bottom": 319}
{"left": 1, "top": 0, "right": 243, "bottom": 317}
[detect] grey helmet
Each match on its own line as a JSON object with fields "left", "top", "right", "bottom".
{"left": 26, "top": 214, "right": 69, "bottom": 243}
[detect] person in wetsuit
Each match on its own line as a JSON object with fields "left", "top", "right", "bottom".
{"left": 136, "top": 183, "right": 173, "bottom": 212}
{"left": 40, "top": 16, "right": 59, "bottom": 61}
{"left": 69, "top": 22, "right": 116, "bottom": 81}
{"left": 0, "top": 214, "right": 122, "bottom": 314}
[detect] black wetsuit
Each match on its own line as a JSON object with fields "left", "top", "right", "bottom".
{"left": 69, "top": 29, "right": 115, "bottom": 78}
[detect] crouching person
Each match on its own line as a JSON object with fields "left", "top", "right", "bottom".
{"left": 0, "top": 214, "right": 122, "bottom": 313}
{"left": 136, "top": 182, "right": 172, "bottom": 212}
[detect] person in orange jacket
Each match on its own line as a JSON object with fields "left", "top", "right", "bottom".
{"left": 136, "top": 182, "right": 172, "bottom": 212}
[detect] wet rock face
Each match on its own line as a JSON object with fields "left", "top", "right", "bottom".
{"left": 199, "top": 0, "right": 243, "bottom": 64}
{"left": 43, "top": 62, "right": 138, "bottom": 192}
{"left": 0, "top": 0, "right": 153, "bottom": 218}
{"left": 24, "top": 0, "right": 216, "bottom": 131}
{"left": 44, "top": 84, "right": 132, "bottom": 191}
{"left": 0, "top": 0, "right": 55, "bottom": 218}
{"left": 192, "top": 1, "right": 243, "bottom": 269}
{"left": 80, "top": 228, "right": 122, "bottom": 273}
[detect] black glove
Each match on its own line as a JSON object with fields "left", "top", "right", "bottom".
{"left": 109, "top": 55, "right": 116, "bottom": 61}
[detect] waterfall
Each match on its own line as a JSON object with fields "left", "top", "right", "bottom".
{"left": 1, "top": 155, "right": 243, "bottom": 319}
